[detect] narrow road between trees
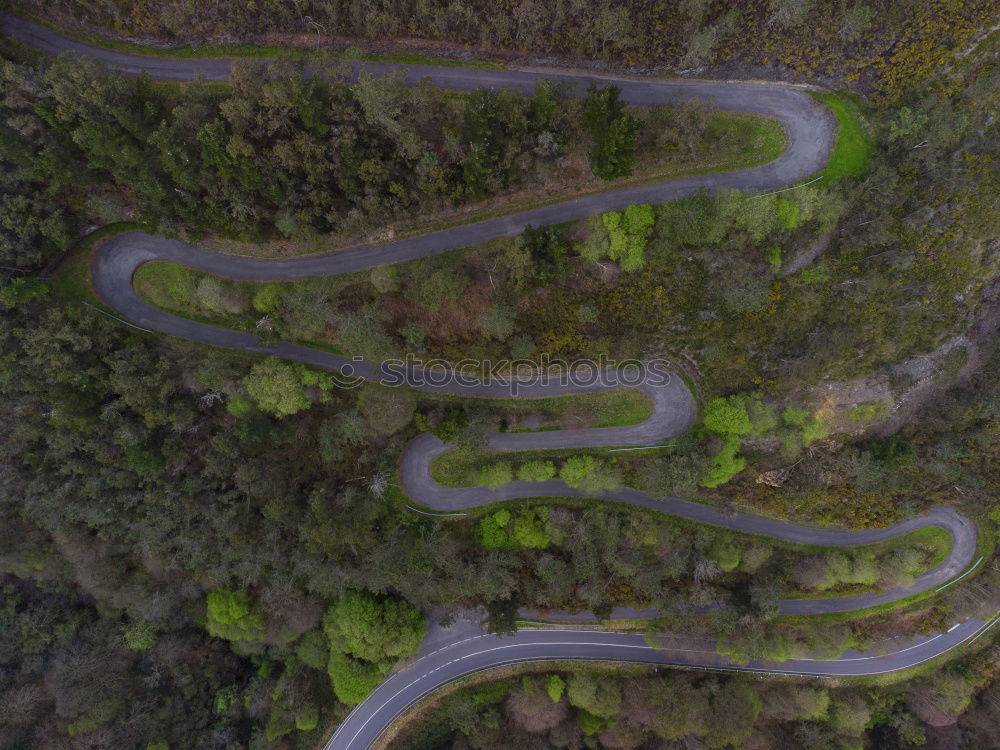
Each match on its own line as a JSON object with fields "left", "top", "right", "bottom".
{"left": 3, "top": 14, "right": 990, "bottom": 749}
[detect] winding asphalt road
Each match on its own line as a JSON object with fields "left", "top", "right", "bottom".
{"left": 5, "top": 14, "right": 991, "bottom": 749}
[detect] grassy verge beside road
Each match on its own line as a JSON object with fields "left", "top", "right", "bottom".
{"left": 810, "top": 90, "right": 873, "bottom": 180}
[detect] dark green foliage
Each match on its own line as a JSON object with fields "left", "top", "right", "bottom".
{"left": 583, "top": 84, "right": 640, "bottom": 179}
{"left": 519, "top": 224, "right": 568, "bottom": 282}
{"left": 484, "top": 597, "right": 519, "bottom": 635}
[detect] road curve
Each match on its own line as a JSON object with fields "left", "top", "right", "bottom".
{"left": 328, "top": 614, "right": 1000, "bottom": 750}
{"left": 4, "top": 14, "right": 988, "bottom": 748}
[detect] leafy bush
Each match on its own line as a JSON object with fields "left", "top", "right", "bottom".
{"left": 479, "top": 462, "right": 514, "bottom": 489}
{"left": 205, "top": 589, "right": 265, "bottom": 646}
{"left": 703, "top": 397, "right": 753, "bottom": 436}
{"left": 252, "top": 283, "right": 283, "bottom": 313}
{"left": 476, "top": 510, "right": 514, "bottom": 550}
{"left": 559, "top": 455, "right": 622, "bottom": 492}
{"left": 326, "top": 650, "right": 383, "bottom": 706}
{"left": 601, "top": 203, "right": 655, "bottom": 271}
{"left": 546, "top": 674, "right": 566, "bottom": 703}
{"left": 242, "top": 359, "right": 310, "bottom": 417}
{"left": 512, "top": 509, "right": 551, "bottom": 549}
{"left": 323, "top": 590, "right": 426, "bottom": 669}
{"left": 517, "top": 460, "right": 557, "bottom": 482}
{"left": 702, "top": 433, "right": 746, "bottom": 488}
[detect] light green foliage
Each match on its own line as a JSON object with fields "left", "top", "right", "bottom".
{"left": 783, "top": 405, "right": 829, "bottom": 444}
{"left": 847, "top": 402, "right": 887, "bottom": 426}
{"left": 252, "top": 283, "right": 283, "bottom": 313}
{"left": 739, "top": 393, "right": 778, "bottom": 437}
{"left": 226, "top": 396, "right": 254, "bottom": 418}
{"left": 213, "top": 685, "right": 240, "bottom": 714}
{"left": 601, "top": 203, "right": 654, "bottom": 271}
{"left": 205, "top": 589, "right": 265, "bottom": 645}
{"left": 703, "top": 396, "right": 752, "bottom": 436}
{"left": 295, "top": 705, "right": 319, "bottom": 731}
{"left": 577, "top": 215, "right": 611, "bottom": 264}
{"left": 804, "top": 623, "right": 855, "bottom": 660}
{"left": 476, "top": 508, "right": 549, "bottom": 549}
{"left": 716, "top": 624, "right": 795, "bottom": 666}
{"left": 427, "top": 409, "right": 467, "bottom": 442}
{"left": 840, "top": 3, "right": 875, "bottom": 40}
{"left": 323, "top": 590, "right": 426, "bottom": 669}
{"left": 702, "top": 433, "right": 745, "bottom": 488}
{"left": 399, "top": 320, "right": 425, "bottom": 351}
{"left": 577, "top": 710, "right": 605, "bottom": 736}
{"left": 510, "top": 334, "right": 535, "bottom": 359}
{"left": 709, "top": 539, "right": 741, "bottom": 571}
{"left": 766, "top": 245, "right": 782, "bottom": 274}
{"left": 774, "top": 197, "right": 800, "bottom": 229}
{"left": 123, "top": 619, "right": 157, "bottom": 651}
{"left": 477, "top": 510, "right": 514, "bottom": 549}
{"left": 512, "top": 508, "right": 551, "bottom": 549}
{"left": 478, "top": 461, "right": 514, "bottom": 489}
{"left": 559, "top": 455, "right": 622, "bottom": 492}
{"left": 141, "top": 263, "right": 196, "bottom": 306}
{"left": 794, "top": 550, "right": 879, "bottom": 591}
{"left": 322, "top": 591, "right": 425, "bottom": 704}
{"left": 243, "top": 359, "right": 310, "bottom": 417}
{"left": 728, "top": 191, "right": 780, "bottom": 242}
{"left": 559, "top": 455, "right": 596, "bottom": 486}
{"left": 265, "top": 712, "right": 294, "bottom": 741}
{"left": 800, "top": 263, "right": 831, "bottom": 285}
{"left": 566, "top": 673, "right": 622, "bottom": 721}
{"left": 145, "top": 742, "right": 169, "bottom": 750}
{"left": 700, "top": 396, "right": 754, "bottom": 487}
{"left": 909, "top": 671, "right": 978, "bottom": 725}
{"left": 326, "top": 650, "right": 383, "bottom": 706}
{"left": 702, "top": 682, "right": 761, "bottom": 749}
{"left": 517, "top": 460, "right": 557, "bottom": 482}
{"left": 546, "top": 674, "right": 566, "bottom": 703}
{"left": 353, "top": 70, "right": 404, "bottom": 133}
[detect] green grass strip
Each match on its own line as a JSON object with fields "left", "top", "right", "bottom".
{"left": 811, "top": 90, "right": 874, "bottom": 179}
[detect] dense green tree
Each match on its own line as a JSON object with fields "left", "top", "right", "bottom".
{"left": 583, "top": 84, "right": 640, "bottom": 179}
{"left": 205, "top": 589, "right": 266, "bottom": 647}
{"left": 323, "top": 590, "right": 426, "bottom": 670}
{"left": 243, "top": 358, "right": 310, "bottom": 417}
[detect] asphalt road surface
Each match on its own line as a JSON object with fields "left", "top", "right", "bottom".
{"left": 329, "top": 614, "right": 1000, "bottom": 750}
{"left": 5, "top": 14, "right": 990, "bottom": 749}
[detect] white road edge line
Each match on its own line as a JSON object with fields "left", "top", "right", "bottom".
{"left": 330, "top": 613, "right": 1000, "bottom": 749}
{"left": 754, "top": 174, "right": 825, "bottom": 197}
{"left": 935, "top": 555, "right": 984, "bottom": 591}
{"left": 82, "top": 301, "right": 154, "bottom": 332}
